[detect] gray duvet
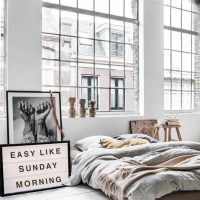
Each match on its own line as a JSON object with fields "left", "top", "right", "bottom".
{"left": 70, "top": 141, "right": 200, "bottom": 200}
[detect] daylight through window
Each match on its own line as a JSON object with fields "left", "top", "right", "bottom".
{"left": 42, "top": 0, "right": 139, "bottom": 115}
{"left": 164, "top": 0, "right": 200, "bottom": 111}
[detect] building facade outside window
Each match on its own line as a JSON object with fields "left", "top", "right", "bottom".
{"left": 42, "top": 0, "right": 139, "bottom": 115}
{"left": 0, "top": 0, "right": 5, "bottom": 114}
{"left": 164, "top": 0, "right": 200, "bottom": 111}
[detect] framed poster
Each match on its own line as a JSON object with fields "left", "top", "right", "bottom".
{"left": 6, "top": 91, "right": 62, "bottom": 144}
{"left": 0, "top": 141, "right": 70, "bottom": 196}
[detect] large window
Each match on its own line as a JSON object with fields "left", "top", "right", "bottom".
{"left": 164, "top": 0, "right": 200, "bottom": 111}
{"left": 42, "top": 0, "right": 139, "bottom": 115}
{"left": 0, "top": 0, "right": 5, "bottom": 114}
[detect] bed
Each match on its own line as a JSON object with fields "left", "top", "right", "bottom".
{"left": 70, "top": 133, "right": 200, "bottom": 200}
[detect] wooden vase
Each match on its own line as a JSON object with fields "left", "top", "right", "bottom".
{"left": 68, "top": 97, "right": 76, "bottom": 118}
{"left": 79, "top": 99, "right": 86, "bottom": 118}
{"left": 89, "top": 100, "right": 96, "bottom": 117}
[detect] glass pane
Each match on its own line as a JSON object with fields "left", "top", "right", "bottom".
{"left": 171, "top": 0, "right": 181, "bottom": 8}
{"left": 164, "top": 29, "right": 170, "bottom": 49}
{"left": 164, "top": 50, "right": 171, "bottom": 70}
{"left": 192, "top": 13, "right": 198, "bottom": 32}
{"left": 182, "top": 92, "right": 191, "bottom": 110}
{"left": 95, "top": 17, "right": 109, "bottom": 41}
{"left": 182, "top": 77, "right": 192, "bottom": 91}
{"left": 172, "top": 91, "right": 181, "bottom": 110}
{"left": 95, "top": 0, "right": 109, "bottom": 13}
{"left": 95, "top": 41, "right": 109, "bottom": 64}
{"left": 164, "top": 70, "right": 171, "bottom": 79}
{"left": 182, "top": 11, "right": 191, "bottom": 30}
{"left": 98, "top": 89, "right": 109, "bottom": 111}
{"left": 171, "top": 8, "right": 181, "bottom": 28}
{"left": 172, "top": 71, "right": 181, "bottom": 90}
{"left": 61, "top": 62, "right": 77, "bottom": 86}
{"left": 61, "top": 36, "right": 77, "bottom": 61}
{"left": 78, "top": 0, "right": 93, "bottom": 10}
{"left": 42, "top": 34, "right": 59, "bottom": 59}
{"left": 42, "top": 7, "right": 59, "bottom": 34}
{"left": 111, "top": 43, "right": 124, "bottom": 65}
{"left": 125, "top": 0, "right": 137, "bottom": 19}
{"left": 125, "top": 89, "right": 136, "bottom": 112}
{"left": 182, "top": 33, "right": 191, "bottom": 52}
{"left": 182, "top": 52, "right": 191, "bottom": 72}
{"left": 111, "top": 20, "right": 124, "bottom": 42}
{"left": 42, "top": 60, "right": 59, "bottom": 86}
{"left": 172, "top": 51, "right": 181, "bottom": 70}
{"left": 110, "top": 0, "right": 123, "bottom": 16}
{"left": 164, "top": 90, "right": 171, "bottom": 110}
{"left": 61, "top": 0, "right": 77, "bottom": 7}
{"left": 164, "top": 0, "right": 170, "bottom": 5}
{"left": 78, "top": 39, "right": 94, "bottom": 62}
{"left": 61, "top": 11, "right": 77, "bottom": 36}
{"left": 95, "top": 66, "right": 110, "bottom": 88}
{"left": 172, "top": 31, "right": 181, "bottom": 51}
{"left": 111, "top": 66, "right": 124, "bottom": 77}
{"left": 164, "top": 80, "right": 170, "bottom": 90}
{"left": 78, "top": 63, "right": 94, "bottom": 87}
{"left": 182, "top": 0, "right": 192, "bottom": 11}
{"left": 79, "top": 14, "right": 94, "bottom": 39}
{"left": 164, "top": 6, "right": 170, "bottom": 26}
{"left": 125, "top": 44, "right": 134, "bottom": 64}
{"left": 125, "top": 22, "right": 134, "bottom": 44}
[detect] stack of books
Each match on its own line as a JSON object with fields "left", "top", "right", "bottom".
{"left": 162, "top": 117, "right": 180, "bottom": 126}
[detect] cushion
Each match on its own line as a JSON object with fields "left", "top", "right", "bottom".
{"left": 130, "top": 120, "right": 158, "bottom": 139}
{"left": 114, "top": 133, "right": 159, "bottom": 143}
{"left": 100, "top": 138, "right": 149, "bottom": 149}
{"left": 74, "top": 135, "right": 114, "bottom": 151}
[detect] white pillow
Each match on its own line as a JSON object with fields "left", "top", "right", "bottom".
{"left": 74, "top": 135, "right": 114, "bottom": 151}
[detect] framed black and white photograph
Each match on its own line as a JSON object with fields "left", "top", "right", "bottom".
{"left": 6, "top": 91, "right": 62, "bottom": 144}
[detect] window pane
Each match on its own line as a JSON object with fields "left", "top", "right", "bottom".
{"left": 164, "top": 0, "right": 170, "bottom": 6}
{"left": 42, "top": 34, "right": 59, "bottom": 59}
{"left": 78, "top": 39, "right": 94, "bottom": 62}
{"left": 95, "top": 0, "right": 109, "bottom": 13}
{"left": 110, "top": 0, "right": 123, "bottom": 16}
{"left": 61, "top": 62, "right": 77, "bottom": 86}
{"left": 95, "top": 66, "right": 110, "bottom": 88}
{"left": 182, "top": 92, "right": 191, "bottom": 110}
{"left": 182, "top": 33, "right": 191, "bottom": 52}
{"left": 172, "top": 31, "right": 181, "bottom": 51}
{"left": 61, "top": 11, "right": 77, "bottom": 36}
{"left": 111, "top": 20, "right": 124, "bottom": 42}
{"left": 182, "top": 0, "right": 192, "bottom": 11}
{"left": 125, "top": 0, "right": 137, "bottom": 19}
{"left": 61, "top": 0, "right": 77, "bottom": 7}
{"left": 182, "top": 53, "right": 191, "bottom": 72}
{"left": 125, "top": 44, "right": 134, "bottom": 64}
{"left": 98, "top": 89, "right": 110, "bottom": 111}
{"left": 42, "top": 7, "right": 59, "bottom": 34}
{"left": 172, "top": 51, "right": 181, "bottom": 70}
{"left": 164, "top": 29, "right": 170, "bottom": 49}
{"left": 182, "top": 11, "right": 191, "bottom": 30}
{"left": 125, "top": 22, "right": 134, "bottom": 44}
{"left": 172, "top": 91, "right": 181, "bottom": 110}
{"left": 111, "top": 43, "right": 124, "bottom": 64}
{"left": 164, "top": 50, "right": 171, "bottom": 70}
{"left": 172, "top": 71, "right": 181, "bottom": 90}
{"left": 95, "top": 17, "right": 109, "bottom": 41}
{"left": 125, "top": 89, "right": 135, "bottom": 112}
{"left": 171, "top": 0, "right": 181, "bottom": 8}
{"left": 164, "top": 91, "right": 171, "bottom": 110}
{"left": 164, "top": 6, "right": 170, "bottom": 26}
{"left": 78, "top": 0, "right": 93, "bottom": 11}
{"left": 95, "top": 41, "right": 109, "bottom": 64}
{"left": 42, "top": 60, "right": 59, "bottom": 86}
{"left": 61, "top": 36, "right": 77, "bottom": 61}
{"left": 171, "top": 8, "right": 181, "bottom": 28}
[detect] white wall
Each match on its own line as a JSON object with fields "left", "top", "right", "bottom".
{"left": 1, "top": 0, "right": 200, "bottom": 145}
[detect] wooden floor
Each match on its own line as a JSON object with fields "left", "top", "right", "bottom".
{"left": 0, "top": 185, "right": 111, "bottom": 200}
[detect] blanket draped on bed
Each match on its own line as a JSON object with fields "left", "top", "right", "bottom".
{"left": 70, "top": 141, "right": 200, "bottom": 200}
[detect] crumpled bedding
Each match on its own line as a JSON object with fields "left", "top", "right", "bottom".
{"left": 70, "top": 141, "right": 200, "bottom": 200}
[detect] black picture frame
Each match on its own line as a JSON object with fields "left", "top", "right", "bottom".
{"left": 6, "top": 90, "right": 63, "bottom": 144}
{"left": 0, "top": 141, "right": 71, "bottom": 197}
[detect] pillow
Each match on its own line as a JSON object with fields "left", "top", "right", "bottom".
{"left": 100, "top": 138, "right": 149, "bottom": 149}
{"left": 114, "top": 133, "right": 159, "bottom": 143}
{"left": 74, "top": 135, "right": 114, "bottom": 151}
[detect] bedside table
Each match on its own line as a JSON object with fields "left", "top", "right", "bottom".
{"left": 153, "top": 124, "right": 182, "bottom": 142}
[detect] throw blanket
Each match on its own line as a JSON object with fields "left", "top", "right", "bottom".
{"left": 70, "top": 141, "right": 200, "bottom": 200}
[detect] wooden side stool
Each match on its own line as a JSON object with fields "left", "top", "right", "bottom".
{"left": 154, "top": 124, "right": 182, "bottom": 142}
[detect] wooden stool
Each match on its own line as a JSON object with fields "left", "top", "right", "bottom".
{"left": 153, "top": 124, "right": 182, "bottom": 142}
